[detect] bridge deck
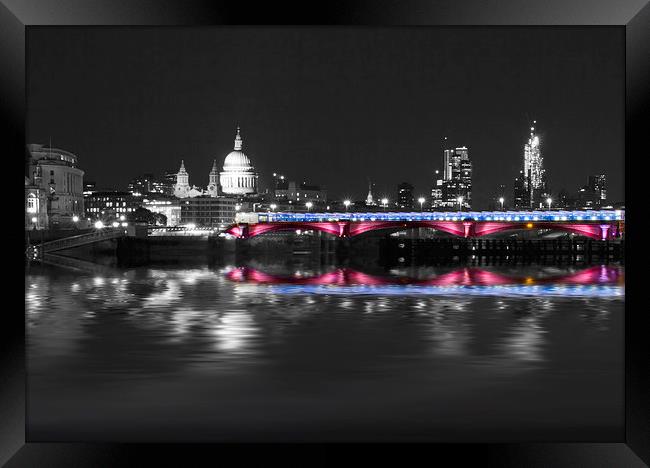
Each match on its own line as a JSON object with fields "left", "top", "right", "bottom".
{"left": 228, "top": 210, "right": 624, "bottom": 240}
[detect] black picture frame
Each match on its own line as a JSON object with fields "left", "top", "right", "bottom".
{"left": 4, "top": 1, "right": 649, "bottom": 465}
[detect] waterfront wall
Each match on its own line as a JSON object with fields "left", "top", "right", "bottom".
{"left": 32, "top": 231, "right": 624, "bottom": 266}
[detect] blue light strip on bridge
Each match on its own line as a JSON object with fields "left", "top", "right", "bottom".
{"left": 263, "top": 210, "right": 624, "bottom": 223}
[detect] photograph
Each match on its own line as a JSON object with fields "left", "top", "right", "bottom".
{"left": 23, "top": 25, "right": 627, "bottom": 443}
{"left": 5, "top": 1, "right": 648, "bottom": 463}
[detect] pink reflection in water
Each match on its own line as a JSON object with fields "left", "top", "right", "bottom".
{"left": 225, "top": 265, "right": 623, "bottom": 287}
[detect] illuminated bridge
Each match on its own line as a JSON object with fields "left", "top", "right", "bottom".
{"left": 225, "top": 210, "right": 624, "bottom": 241}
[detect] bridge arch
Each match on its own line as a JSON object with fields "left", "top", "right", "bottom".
{"left": 225, "top": 221, "right": 344, "bottom": 238}
{"left": 472, "top": 221, "right": 614, "bottom": 240}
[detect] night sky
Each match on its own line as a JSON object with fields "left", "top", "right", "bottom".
{"left": 27, "top": 27, "right": 624, "bottom": 208}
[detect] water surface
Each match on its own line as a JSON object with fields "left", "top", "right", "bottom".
{"left": 26, "top": 259, "right": 624, "bottom": 441}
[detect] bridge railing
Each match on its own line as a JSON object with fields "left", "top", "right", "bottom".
{"left": 39, "top": 227, "right": 126, "bottom": 253}
{"left": 148, "top": 226, "right": 221, "bottom": 236}
{"left": 256, "top": 210, "right": 624, "bottom": 224}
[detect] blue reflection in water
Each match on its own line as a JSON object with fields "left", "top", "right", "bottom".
{"left": 268, "top": 284, "right": 623, "bottom": 297}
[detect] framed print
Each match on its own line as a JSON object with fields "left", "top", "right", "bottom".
{"left": 4, "top": 0, "right": 650, "bottom": 466}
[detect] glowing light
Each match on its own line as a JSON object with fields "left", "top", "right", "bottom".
{"left": 526, "top": 223, "right": 534, "bottom": 228}
{"left": 94, "top": 221, "right": 104, "bottom": 229}
{"left": 72, "top": 215, "right": 79, "bottom": 223}
{"left": 31, "top": 216, "right": 37, "bottom": 223}
{"left": 112, "top": 222, "right": 120, "bottom": 227}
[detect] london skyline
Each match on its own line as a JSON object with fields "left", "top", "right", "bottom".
{"left": 27, "top": 27, "right": 624, "bottom": 208}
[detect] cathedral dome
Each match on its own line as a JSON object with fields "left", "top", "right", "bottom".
{"left": 219, "top": 126, "right": 258, "bottom": 196}
{"left": 223, "top": 150, "right": 252, "bottom": 171}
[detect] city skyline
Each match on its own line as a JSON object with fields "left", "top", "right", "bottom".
{"left": 27, "top": 27, "right": 624, "bottom": 208}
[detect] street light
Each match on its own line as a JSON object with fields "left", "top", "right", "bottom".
{"left": 119, "top": 215, "right": 125, "bottom": 221}
{"left": 72, "top": 215, "right": 79, "bottom": 223}
{"left": 235, "top": 204, "right": 241, "bottom": 211}
{"left": 270, "top": 203, "right": 277, "bottom": 211}
{"left": 457, "top": 196, "right": 463, "bottom": 212}
{"left": 381, "top": 198, "right": 388, "bottom": 211}
{"left": 343, "top": 199, "right": 351, "bottom": 212}
{"left": 306, "top": 201, "right": 313, "bottom": 211}
{"left": 418, "top": 197, "right": 425, "bottom": 212}
{"left": 498, "top": 197, "right": 504, "bottom": 210}
{"left": 546, "top": 197, "right": 552, "bottom": 210}
{"left": 94, "top": 220, "right": 104, "bottom": 229}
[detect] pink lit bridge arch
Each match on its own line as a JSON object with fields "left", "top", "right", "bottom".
{"left": 225, "top": 210, "right": 624, "bottom": 241}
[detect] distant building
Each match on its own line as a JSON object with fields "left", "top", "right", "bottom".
{"left": 142, "top": 196, "right": 182, "bottom": 226}
{"left": 365, "top": 180, "right": 376, "bottom": 206}
{"left": 519, "top": 122, "right": 549, "bottom": 209}
{"left": 556, "top": 188, "right": 576, "bottom": 209}
{"left": 206, "top": 159, "right": 220, "bottom": 197}
{"left": 489, "top": 184, "right": 507, "bottom": 210}
{"left": 588, "top": 174, "right": 607, "bottom": 202}
{"left": 179, "top": 196, "right": 239, "bottom": 228}
{"left": 25, "top": 177, "right": 48, "bottom": 230}
{"left": 430, "top": 170, "right": 444, "bottom": 209}
{"left": 173, "top": 160, "right": 205, "bottom": 198}
{"left": 397, "top": 182, "right": 414, "bottom": 210}
{"left": 274, "top": 179, "right": 327, "bottom": 205}
{"left": 219, "top": 126, "right": 258, "bottom": 196}
{"left": 433, "top": 146, "right": 472, "bottom": 210}
{"left": 128, "top": 173, "right": 155, "bottom": 196}
{"left": 83, "top": 181, "right": 96, "bottom": 196}
{"left": 161, "top": 170, "right": 177, "bottom": 196}
{"left": 84, "top": 191, "right": 141, "bottom": 221}
{"left": 171, "top": 126, "right": 259, "bottom": 199}
{"left": 26, "top": 144, "right": 85, "bottom": 229}
{"left": 513, "top": 170, "right": 529, "bottom": 209}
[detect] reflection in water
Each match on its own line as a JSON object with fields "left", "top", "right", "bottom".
{"left": 226, "top": 265, "right": 624, "bottom": 298}
{"left": 25, "top": 260, "right": 624, "bottom": 441}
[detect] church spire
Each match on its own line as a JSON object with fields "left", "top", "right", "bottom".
{"left": 210, "top": 159, "right": 218, "bottom": 174}
{"left": 179, "top": 159, "right": 186, "bottom": 172}
{"left": 366, "top": 178, "right": 375, "bottom": 205}
{"left": 234, "top": 125, "right": 243, "bottom": 151}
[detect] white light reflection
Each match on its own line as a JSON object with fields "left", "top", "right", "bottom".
{"left": 213, "top": 311, "right": 258, "bottom": 354}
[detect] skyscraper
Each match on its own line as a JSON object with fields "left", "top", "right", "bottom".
{"left": 434, "top": 146, "right": 472, "bottom": 210}
{"left": 521, "top": 121, "right": 548, "bottom": 208}
{"left": 430, "top": 169, "right": 444, "bottom": 209}
{"left": 513, "top": 170, "right": 529, "bottom": 209}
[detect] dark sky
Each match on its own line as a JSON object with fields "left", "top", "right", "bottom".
{"left": 27, "top": 27, "right": 624, "bottom": 208}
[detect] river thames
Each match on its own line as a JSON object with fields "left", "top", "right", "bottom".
{"left": 25, "top": 258, "right": 624, "bottom": 442}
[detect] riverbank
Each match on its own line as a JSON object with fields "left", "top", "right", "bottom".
{"left": 30, "top": 233, "right": 625, "bottom": 269}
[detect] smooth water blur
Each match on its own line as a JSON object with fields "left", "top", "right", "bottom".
{"left": 25, "top": 258, "right": 624, "bottom": 442}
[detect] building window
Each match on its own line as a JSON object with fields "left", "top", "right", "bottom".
{"left": 27, "top": 194, "right": 38, "bottom": 213}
